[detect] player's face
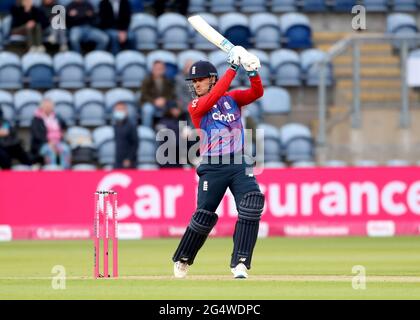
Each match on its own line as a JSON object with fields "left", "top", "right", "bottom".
{"left": 192, "top": 77, "right": 212, "bottom": 97}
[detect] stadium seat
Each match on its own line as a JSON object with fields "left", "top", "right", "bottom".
{"left": 364, "top": 0, "right": 388, "bottom": 12}
{"left": 14, "top": 89, "right": 43, "bottom": 127}
{"left": 264, "top": 161, "right": 287, "bottom": 168}
{"left": 177, "top": 50, "right": 207, "bottom": 71}
{"left": 257, "top": 123, "right": 282, "bottom": 163}
{"left": 74, "top": 89, "right": 106, "bottom": 126}
{"left": 249, "top": 13, "right": 281, "bottom": 50}
{"left": 72, "top": 164, "right": 97, "bottom": 171}
{"left": 54, "top": 51, "right": 85, "bottom": 89}
{"left": 237, "top": 0, "right": 267, "bottom": 13}
{"left": 146, "top": 50, "right": 178, "bottom": 79}
{"left": 116, "top": 50, "right": 147, "bottom": 88}
{"left": 66, "top": 126, "right": 93, "bottom": 149}
{"left": 219, "top": 13, "right": 251, "bottom": 48}
{"left": 93, "top": 126, "right": 115, "bottom": 166}
{"left": 270, "top": 49, "right": 302, "bottom": 86}
{"left": 157, "top": 13, "right": 189, "bottom": 50}
{"left": 246, "top": 49, "right": 271, "bottom": 85}
{"left": 332, "top": 0, "right": 357, "bottom": 12}
{"left": 188, "top": 0, "right": 207, "bottom": 13}
{"left": 85, "top": 51, "right": 116, "bottom": 88}
{"left": 137, "top": 163, "right": 159, "bottom": 170}
{"left": 386, "top": 159, "right": 410, "bottom": 166}
{"left": 0, "top": 52, "right": 23, "bottom": 89}
{"left": 11, "top": 164, "right": 32, "bottom": 171}
{"left": 322, "top": 160, "right": 348, "bottom": 167}
{"left": 209, "top": 0, "right": 236, "bottom": 13}
{"left": 208, "top": 50, "right": 241, "bottom": 87}
{"left": 22, "top": 52, "right": 54, "bottom": 89}
{"left": 1, "top": 15, "right": 24, "bottom": 46}
{"left": 279, "top": 13, "right": 313, "bottom": 49}
{"left": 0, "top": 19, "right": 3, "bottom": 50}
{"left": 105, "top": 88, "right": 137, "bottom": 120}
{"left": 129, "top": 13, "right": 158, "bottom": 50}
{"left": 291, "top": 161, "right": 316, "bottom": 167}
{"left": 129, "top": 0, "right": 144, "bottom": 13}
{"left": 44, "top": 89, "right": 75, "bottom": 126}
{"left": 243, "top": 100, "right": 263, "bottom": 123}
{"left": 354, "top": 159, "right": 378, "bottom": 167}
{"left": 271, "top": 0, "right": 297, "bottom": 12}
{"left": 0, "top": 90, "right": 15, "bottom": 124}
{"left": 300, "top": 49, "right": 333, "bottom": 86}
{"left": 279, "top": 123, "right": 314, "bottom": 163}
{"left": 301, "top": 0, "right": 328, "bottom": 12}
{"left": 0, "top": 0, "right": 14, "bottom": 14}
{"left": 386, "top": 13, "right": 419, "bottom": 50}
{"left": 137, "top": 125, "right": 157, "bottom": 164}
{"left": 392, "top": 0, "right": 418, "bottom": 12}
{"left": 190, "top": 13, "right": 219, "bottom": 50}
{"left": 261, "top": 87, "right": 291, "bottom": 115}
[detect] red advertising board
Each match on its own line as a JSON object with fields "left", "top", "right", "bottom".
{"left": 1, "top": 167, "right": 420, "bottom": 240}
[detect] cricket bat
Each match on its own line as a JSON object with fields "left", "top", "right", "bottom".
{"left": 188, "top": 15, "right": 234, "bottom": 53}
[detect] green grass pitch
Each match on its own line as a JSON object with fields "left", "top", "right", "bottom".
{"left": 1, "top": 237, "right": 420, "bottom": 299}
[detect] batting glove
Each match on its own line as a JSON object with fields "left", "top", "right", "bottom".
{"left": 241, "top": 53, "right": 261, "bottom": 76}
{"left": 227, "top": 46, "right": 247, "bottom": 71}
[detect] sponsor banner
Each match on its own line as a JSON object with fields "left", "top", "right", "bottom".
{"left": 1, "top": 167, "right": 420, "bottom": 239}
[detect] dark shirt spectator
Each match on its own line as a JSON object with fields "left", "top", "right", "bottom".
{"left": 113, "top": 103, "right": 138, "bottom": 169}
{"left": 153, "top": 0, "right": 189, "bottom": 16}
{"left": 10, "top": 0, "right": 49, "bottom": 52}
{"left": 66, "top": 0, "right": 109, "bottom": 53}
{"left": 98, "top": 0, "right": 132, "bottom": 55}
{"left": 140, "top": 60, "right": 177, "bottom": 128}
{"left": 0, "top": 107, "right": 32, "bottom": 169}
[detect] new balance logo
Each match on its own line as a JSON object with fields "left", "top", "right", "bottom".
{"left": 212, "top": 111, "right": 236, "bottom": 123}
{"left": 224, "top": 101, "right": 231, "bottom": 110}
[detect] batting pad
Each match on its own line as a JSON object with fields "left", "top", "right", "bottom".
{"left": 231, "top": 192, "right": 265, "bottom": 269}
{"left": 172, "top": 209, "right": 218, "bottom": 265}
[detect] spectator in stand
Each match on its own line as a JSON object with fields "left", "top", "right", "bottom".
{"left": 66, "top": 0, "right": 109, "bottom": 53}
{"left": 155, "top": 103, "right": 184, "bottom": 168}
{"left": 153, "top": 0, "right": 189, "bottom": 16}
{"left": 10, "top": 0, "right": 49, "bottom": 52}
{"left": 40, "top": 0, "right": 68, "bottom": 52}
{"left": 30, "top": 99, "right": 71, "bottom": 169}
{"left": 0, "top": 107, "right": 32, "bottom": 169}
{"left": 113, "top": 102, "right": 138, "bottom": 169}
{"left": 140, "top": 60, "right": 177, "bottom": 128}
{"left": 98, "top": 0, "right": 132, "bottom": 55}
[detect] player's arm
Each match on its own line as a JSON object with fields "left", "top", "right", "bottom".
{"left": 228, "top": 51, "right": 264, "bottom": 107}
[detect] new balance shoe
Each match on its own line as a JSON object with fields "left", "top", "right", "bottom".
{"left": 173, "top": 261, "right": 189, "bottom": 278}
{"left": 231, "top": 263, "right": 248, "bottom": 279}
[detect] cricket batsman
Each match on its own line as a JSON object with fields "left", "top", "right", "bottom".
{"left": 172, "top": 46, "right": 265, "bottom": 279}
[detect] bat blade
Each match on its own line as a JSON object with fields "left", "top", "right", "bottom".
{"left": 188, "top": 15, "right": 234, "bottom": 53}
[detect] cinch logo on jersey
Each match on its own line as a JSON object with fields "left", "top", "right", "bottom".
{"left": 212, "top": 111, "right": 236, "bottom": 122}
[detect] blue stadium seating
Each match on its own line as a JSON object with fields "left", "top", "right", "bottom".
{"left": 0, "top": 90, "right": 15, "bottom": 124}
{"left": 93, "top": 126, "right": 115, "bottom": 166}
{"left": 209, "top": 0, "right": 236, "bottom": 13}
{"left": 386, "top": 13, "right": 419, "bottom": 49}
{"left": 74, "top": 89, "right": 106, "bottom": 127}
{"left": 53, "top": 51, "right": 85, "bottom": 89}
{"left": 219, "top": 13, "right": 251, "bottom": 48}
{"left": 257, "top": 123, "right": 282, "bottom": 163}
{"left": 157, "top": 13, "right": 189, "bottom": 50}
{"left": 137, "top": 126, "right": 157, "bottom": 165}
{"left": 249, "top": 13, "right": 282, "bottom": 50}
{"left": 270, "top": 49, "right": 302, "bottom": 86}
{"left": 332, "top": 0, "right": 357, "bottom": 12}
{"left": 300, "top": 49, "right": 333, "bottom": 86}
{"left": 188, "top": 0, "right": 207, "bottom": 13}
{"left": 189, "top": 13, "right": 219, "bottom": 51}
{"left": 247, "top": 49, "right": 271, "bottom": 85}
{"left": 66, "top": 126, "right": 93, "bottom": 149}
{"left": 44, "top": 89, "right": 76, "bottom": 126}
{"left": 261, "top": 87, "right": 291, "bottom": 115}
{"left": 364, "top": 0, "right": 389, "bottom": 12}
{"left": 279, "top": 123, "right": 314, "bottom": 163}
{"left": 237, "top": 0, "right": 268, "bottom": 13}
{"left": 271, "top": 0, "right": 297, "bottom": 13}
{"left": 129, "top": 13, "right": 158, "bottom": 50}
{"left": 0, "top": 52, "right": 23, "bottom": 89}
{"left": 129, "top": 0, "right": 145, "bottom": 13}
{"left": 280, "top": 13, "right": 313, "bottom": 49}
{"left": 177, "top": 50, "right": 208, "bottom": 70}
{"left": 0, "top": 0, "right": 14, "bottom": 14}
{"left": 116, "top": 50, "right": 147, "bottom": 88}
{"left": 392, "top": 0, "right": 418, "bottom": 12}
{"left": 302, "top": 0, "right": 328, "bottom": 12}
{"left": 22, "top": 52, "right": 54, "bottom": 89}
{"left": 14, "top": 89, "right": 43, "bottom": 127}
{"left": 85, "top": 51, "right": 116, "bottom": 88}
